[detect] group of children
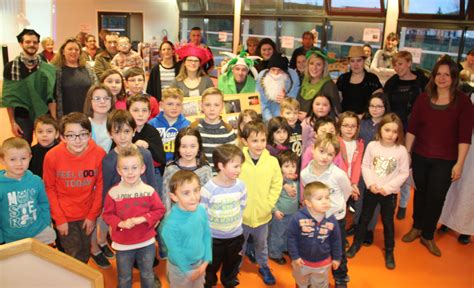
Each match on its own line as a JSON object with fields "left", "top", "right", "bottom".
{"left": 0, "top": 80, "right": 411, "bottom": 288}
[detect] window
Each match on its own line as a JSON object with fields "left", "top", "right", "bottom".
{"left": 243, "top": 0, "right": 278, "bottom": 13}
{"left": 178, "top": 0, "right": 202, "bottom": 12}
{"left": 328, "top": 0, "right": 385, "bottom": 14}
{"left": 401, "top": 0, "right": 461, "bottom": 15}
{"left": 282, "top": 0, "right": 324, "bottom": 12}
{"left": 280, "top": 21, "right": 323, "bottom": 57}
{"left": 241, "top": 18, "right": 277, "bottom": 45}
{"left": 206, "top": 0, "right": 233, "bottom": 12}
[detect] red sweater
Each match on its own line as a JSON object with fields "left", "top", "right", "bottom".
{"left": 407, "top": 92, "right": 472, "bottom": 160}
{"left": 43, "top": 140, "right": 106, "bottom": 225}
{"left": 102, "top": 180, "right": 165, "bottom": 245}
{"left": 333, "top": 138, "right": 364, "bottom": 185}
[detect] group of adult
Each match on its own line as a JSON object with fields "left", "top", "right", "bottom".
{"left": 1, "top": 27, "right": 473, "bottom": 254}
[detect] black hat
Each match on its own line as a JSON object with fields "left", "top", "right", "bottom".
{"left": 267, "top": 53, "right": 289, "bottom": 71}
{"left": 16, "top": 29, "right": 40, "bottom": 43}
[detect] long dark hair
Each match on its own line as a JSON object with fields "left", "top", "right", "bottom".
{"left": 173, "top": 127, "right": 208, "bottom": 166}
{"left": 362, "top": 92, "right": 391, "bottom": 119}
{"left": 426, "top": 56, "right": 460, "bottom": 104}
{"left": 159, "top": 40, "right": 177, "bottom": 66}
{"left": 256, "top": 38, "right": 277, "bottom": 59}
{"left": 267, "top": 116, "right": 292, "bottom": 147}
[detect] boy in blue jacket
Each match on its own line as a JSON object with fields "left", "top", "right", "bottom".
{"left": 287, "top": 181, "right": 342, "bottom": 288}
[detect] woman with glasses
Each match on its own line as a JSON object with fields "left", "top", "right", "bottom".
{"left": 51, "top": 37, "right": 97, "bottom": 118}
{"left": 171, "top": 45, "right": 214, "bottom": 97}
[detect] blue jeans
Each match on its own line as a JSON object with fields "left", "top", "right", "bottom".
{"left": 399, "top": 178, "right": 412, "bottom": 209}
{"left": 116, "top": 243, "right": 156, "bottom": 288}
{"left": 154, "top": 167, "right": 163, "bottom": 199}
{"left": 268, "top": 214, "right": 292, "bottom": 259}
{"left": 243, "top": 223, "right": 269, "bottom": 267}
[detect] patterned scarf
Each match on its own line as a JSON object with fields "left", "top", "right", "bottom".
{"left": 10, "top": 52, "right": 41, "bottom": 80}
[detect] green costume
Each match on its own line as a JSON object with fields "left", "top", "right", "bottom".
{"left": 217, "top": 72, "right": 256, "bottom": 94}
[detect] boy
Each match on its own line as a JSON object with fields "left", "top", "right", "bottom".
{"left": 102, "top": 146, "right": 165, "bottom": 288}
{"left": 160, "top": 170, "right": 212, "bottom": 288}
{"left": 268, "top": 150, "right": 299, "bottom": 265}
{"left": 96, "top": 109, "right": 159, "bottom": 269}
{"left": 149, "top": 87, "right": 190, "bottom": 163}
{"left": 200, "top": 144, "right": 246, "bottom": 287}
{"left": 0, "top": 137, "right": 56, "bottom": 245}
{"left": 29, "top": 115, "right": 59, "bottom": 177}
{"left": 239, "top": 121, "right": 283, "bottom": 285}
{"left": 280, "top": 97, "right": 303, "bottom": 157}
{"left": 123, "top": 67, "right": 159, "bottom": 119}
{"left": 300, "top": 133, "right": 352, "bottom": 288}
{"left": 191, "top": 87, "right": 236, "bottom": 172}
{"left": 287, "top": 181, "right": 342, "bottom": 288}
{"left": 110, "top": 36, "right": 144, "bottom": 74}
{"left": 43, "top": 112, "right": 105, "bottom": 263}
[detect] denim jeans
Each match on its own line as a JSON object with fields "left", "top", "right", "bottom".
{"left": 399, "top": 178, "right": 412, "bottom": 209}
{"left": 242, "top": 223, "right": 269, "bottom": 267}
{"left": 268, "top": 214, "right": 292, "bottom": 259}
{"left": 116, "top": 243, "right": 156, "bottom": 288}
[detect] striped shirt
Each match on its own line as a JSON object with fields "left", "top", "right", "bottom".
{"left": 159, "top": 64, "right": 176, "bottom": 89}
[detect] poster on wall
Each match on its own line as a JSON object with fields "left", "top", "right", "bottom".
{"left": 362, "top": 28, "right": 381, "bottom": 42}
{"left": 401, "top": 47, "right": 422, "bottom": 64}
{"left": 182, "top": 92, "right": 261, "bottom": 129}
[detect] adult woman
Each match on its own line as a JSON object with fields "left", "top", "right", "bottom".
{"left": 255, "top": 38, "right": 277, "bottom": 72}
{"left": 39, "top": 37, "right": 55, "bottom": 62}
{"left": 402, "top": 57, "right": 472, "bottom": 256}
{"left": 370, "top": 32, "right": 399, "bottom": 82}
{"left": 337, "top": 46, "right": 382, "bottom": 115}
{"left": 459, "top": 48, "right": 474, "bottom": 78}
{"left": 297, "top": 49, "right": 341, "bottom": 120}
{"left": 146, "top": 40, "right": 180, "bottom": 101}
{"left": 362, "top": 43, "right": 372, "bottom": 71}
{"left": 51, "top": 38, "right": 97, "bottom": 118}
{"left": 245, "top": 37, "right": 259, "bottom": 56}
{"left": 172, "top": 45, "right": 213, "bottom": 97}
{"left": 82, "top": 34, "right": 101, "bottom": 63}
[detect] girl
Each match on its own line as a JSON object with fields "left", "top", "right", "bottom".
{"left": 301, "top": 94, "right": 335, "bottom": 153}
{"left": 100, "top": 69, "right": 127, "bottom": 110}
{"left": 346, "top": 113, "right": 409, "bottom": 270}
{"left": 236, "top": 109, "right": 260, "bottom": 148}
{"left": 266, "top": 116, "right": 292, "bottom": 157}
{"left": 161, "top": 127, "right": 212, "bottom": 211}
{"left": 300, "top": 116, "right": 336, "bottom": 172}
{"left": 83, "top": 84, "right": 115, "bottom": 153}
{"left": 334, "top": 111, "right": 364, "bottom": 203}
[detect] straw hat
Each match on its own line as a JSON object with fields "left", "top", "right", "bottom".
{"left": 347, "top": 46, "right": 366, "bottom": 59}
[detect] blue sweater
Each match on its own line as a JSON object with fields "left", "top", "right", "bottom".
{"left": 287, "top": 207, "right": 342, "bottom": 263}
{"left": 160, "top": 205, "right": 212, "bottom": 273}
{"left": 148, "top": 112, "right": 190, "bottom": 162}
{"left": 0, "top": 170, "right": 51, "bottom": 243}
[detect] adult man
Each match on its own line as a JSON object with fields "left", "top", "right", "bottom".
{"left": 1, "top": 29, "right": 56, "bottom": 144}
{"left": 189, "top": 27, "right": 214, "bottom": 74}
{"left": 94, "top": 32, "right": 119, "bottom": 79}
{"left": 257, "top": 53, "right": 300, "bottom": 122}
{"left": 289, "top": 31, "right": 315, "bottom": 69}
{"left": 218, "top": 51, "right": 261, "bottom": 94}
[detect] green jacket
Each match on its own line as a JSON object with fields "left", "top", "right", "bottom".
{"left": 217, "top": 72, "right": 256, "bottom": 94}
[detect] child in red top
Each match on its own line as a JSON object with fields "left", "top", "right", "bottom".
{"left": 43, "top": 112, "right": 106, "bottom": 263}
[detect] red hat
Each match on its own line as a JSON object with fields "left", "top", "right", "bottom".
{"left": 175, "top": 44, "right": 212, "bottom": 66}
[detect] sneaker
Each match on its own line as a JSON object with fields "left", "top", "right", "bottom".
{"left": 99, "top": 244, "right": 115, "bottom": 259}
{"left": 402, "top": 228, "right": 421, "bottom": 242}
{"left": 269, "top": 257, "right": 287, "bottom": 265}
{"left": 363, "top": 230, "right": 374, "bottom": 246}
{"left": 348, "top": 205, "right": 355, "bottom": 213}
{"left": 458, "top": 234, "right": 471, "bottom": 245}
{"left": 346, "top": 243, "right": 360, "bottom": 258}
{"left": 91, "top": 252, "right": 111, "bottom": 269}
{"left": 396, "top": 207, "right": 406, "bottom": 220}
{"left": 385, "top": 250, "right": 395, "bottom": 270}
{"left": 258, "top": 266, "right": 276, "bottom": 285}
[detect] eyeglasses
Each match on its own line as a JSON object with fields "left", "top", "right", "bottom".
{"left": 341, "top": 124, "right": 357, "bottom": 129}
{"left": 185, "top": 59, "right": 200, "bottom": 63}
{"left": 64, "top": 132, "right": 90, "bottom": 141}
{"left": 369, "top": 105, "right": 384, "bottom": 109}
{"left": 92, "top": 96, "right": 112, "bottom": 102}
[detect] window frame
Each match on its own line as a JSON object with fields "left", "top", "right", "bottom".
{"left": 325, "top": 0, "right": 386, "bottom": 17}
{"left": 398, "top": 0, "right": 466, "bottom": 20}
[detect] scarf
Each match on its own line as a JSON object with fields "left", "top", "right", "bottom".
{"left": 11, "top": 52, "right": 41, "bottom": 81}
{"left": 381, "top": 49, "right": 397, "bottom": 69}
{"left": 299, "top": 75, "right": 333, "bottom": 100}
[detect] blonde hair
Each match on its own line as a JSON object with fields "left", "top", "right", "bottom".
{"left": 41, "top": 37, "right": 54, "bottom": 49}
{"left": 304, "top": 53, "right": 329, "bottom": 82}
{"left": 392, "top": 51, "right": 412, "bottom": 66}
{"left": 162, "top": 87, "right": 184, "bottom": 102}
{"left": 280, "top": 97, "right": 300, "bottom": 112}
{"left": 201, "top": 87, "right": 224, "bottom": 102}
{"left": 313, "top": 132, "right": 340, "bottom": 155}
{"left": 175, "top": 58, "right": 206, "bottom": 81}
{"left": 117, "top": 145, "right": 144, "bottom": 166}
{"left": 375, "top": 113, "right": 405, "bottom": 146}
{"left": 304, "top": 181, "right": 329, "bottom": 201}
{"left": 0, "top": 137, "right": 31, "bottom": 158}
{"left": 51, "top": 37, "right": 87, "bottom": 68}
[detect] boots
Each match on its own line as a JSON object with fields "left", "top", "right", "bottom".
{"left": 346, "top": 242, "right": 361, "bottom": 258}
{"left": 402, "top": 228, "right": 421, "bottom": 242}
{"left": 385, "top": 249, "right": 395, "bottom": 269}
{"left": 420, "top": 237, "right": 441, "bottom": 257}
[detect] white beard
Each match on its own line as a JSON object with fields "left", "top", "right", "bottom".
{"left": 262, "top": 72, "right": 288, "bottom": 101}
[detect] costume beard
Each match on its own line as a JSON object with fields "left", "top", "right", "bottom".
{"left": 262, "top": 72, "right": 288, "bottom": 101}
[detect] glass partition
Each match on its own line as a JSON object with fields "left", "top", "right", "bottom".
{"left": 206, "top": 0, "right": 234, "bottom": 12}
{"left": 328, "top": 0, "right": 385, "bottom": 14}
{"left": 401, "top": 0, "right": 461, "bottom": 15}
{"left": 241, "top": 18, "right": 278, "bottom": 49}
{"left": 280, "top": 21, "right": 323, "bottom": 57}
{"left": 282, "top": 0, "right": 324, "bottom": 12}
{"left": 243, "top": 0, "right": 278, "bottom": 13}
{"left": 178, "top": 0, "right": 202, "bottom": 12}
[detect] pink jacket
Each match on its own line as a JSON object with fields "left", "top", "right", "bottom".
{"left": 333, "top": 137, "right": 364, "bottom": 185}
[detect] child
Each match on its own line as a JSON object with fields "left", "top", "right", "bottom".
{"left": 268, "top": 150, "right": 299, "bottom": 265}
{"left": 300, "top": 133, "right": 352, "bottom": 288}
{"left": 301, "top": 95, "right": 335, "bottom": 153}
{"left": 102, "top": 146, "right": 165, "bottom": 287}
{"left": 266, "top": 116, "right": 292, "bottom": 157}
{"left": 287, "top": 181, "right": 342, "bottom": 288}
{"left": 334, "top": 111, "right": 364, "bottom": 211}
{"left": 29, "top": 115, "right": 59, "bottom": 177}
{"left": 160, "top": 170, "right": 212, "bottom": 288}
{"left": 162, "top": 127, "right": 212, "bottom": 211}
{"left": 239, "top": 120, "right": 283, "bottom": 285}
{"left": 346, "top": 113, "right": 409, "bottom": 270}
{"left": 98, "top": 110, "right": 159, "bottom": 269}
{"left": 127, "top": 94, "right": 166, "bottom": 188}
{"left": 0, "top": 137, "right": 56, "bottom": 244}
{"left": 236, "top": 109, "right": 259, "bottom": 148}
{"left": 280, "top": 97, "right": 303, "bottom": 157}
{"left": 124, "top": 67, "right": 159, "bottom": 119}
{"left": 100, "top": 69, "right": 127, "bottom": 110}
{"left": 191, "top": 87, "right": 236, "bottom": 172}
{"left": 43, "top": 112, "right": 106, "bottom": 263}
{"left": 110, "top": 36, "right": 144, "bottom": 74}
{"left": 149, "top": 87, "right": 190, "bottom": 163}
{"left": 301, "top": 117, "right": 336, "bottom": 171}
{"left": 200, "top": 144, "right": 247, "bottom": 287}
{"left": 83, "top": 84, "right": 115, "bottom": 153}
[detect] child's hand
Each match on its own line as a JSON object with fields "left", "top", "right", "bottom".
{"left": 351, "top": 184, "right": 360, "bottom": 200}
{"left": 56, "top": 223, "right": 69, "bottom": 236}
{"left": 188, "top": 262, "right": 208, "bottom": 281}
{"left": 369, "top": 185, "right": 380, "bottom": 194}
{"left": 131, "top": 216, "right": 146, "bottom": 225}
{"left": 274, "top": 211, "right": 285, "bottom": 220}
{"left": 332, "top": 260, "right": 341, "bottom": 270}
{"left": 379, "top": 188, "right": 389, "bottom": 196}
{"left": 118, "top": 219, "right": 135, "bottom": 229}
{"left": 283, "top": 183, "right": 297, "bottom": 198}
{"left": 82, "top": 219, "right": 96, "bottom": 236}
{"left": 292, "top": 258, "right": 305, "bottom": 267}
{"left": 135, "top": 139, "right": 149, "bottom": 149}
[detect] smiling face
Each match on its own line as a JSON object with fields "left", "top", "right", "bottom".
{"left": 260, "top": 44, "right": 274, "bottom": 60}
{"left": 302, "top": 34, "right": 314, "bottom": 49}
{"left": 368, "top": 97, "right": 385, "bottom": 119}
{"left": 117, "top": 155, "right": 145, "bottom": 186}
{"left": 63, "top": 41, "right": 81, "bottom": 66}
{"left": 35, "top": 122, "right": 59, "bottom": 148}
{"left": 242, "top": 131, "right": 267, "bottom": 159}
{"left": 61, "top": 123, "right": 90, "bottom": 155}
{"left": 91, "top": 89, "right": 112, "bottom": 116}
{"left": 185, "top": 56, "right": 201, "bottom": 73}
{"left": 296, "top": 54, "right": 306, "bottom": 74}
{"left": 232, "top": 65, "right": 249, "bottom": 84}
{"left": 434, "top": 64, "right": 453, "bottom": 90}
{"left": 393, "top": 58, "right": 412, "bottom": 78}
{"left": 20, "top": 34, "right": 39, "bottom": 57}
{"left": 1, "top": 148, "right": 31, "bottom": 179}
{"left": 201, "top": 94, "right": 223, "bottom": 124}
{"left": 43, "top": 40, "right": 54, "bottom": 53}
{"left": 312, "top": 143, "right": 336, "bottom": 168}
{"left": 218, "top": 156, "right": 243, "bottom": 182}
{"left": 86, "top": 36, "right": 96, "bottom": 49}
{"left": 102, "top": 73, "right": 123, "bottom": 97}
{"left": 308, "top": 56, "right": 325, "bottom": 80}
{"left": 117, "top": 38, "right": 131, "bottom": 53}
{"left": 178, "top": 135, "right": 199, "bottom": 164}
{"left": 170, "top": 178, "right": 201, "bottom": 211}
{"left": 126, "top": 75, "right": 145, "bottom": 95}
{"left": 281, "top": 108, "right": 298, "bottom": 127}
{"left": 160, "top": 42, "right": 174, "bottom": 60}
{"left": 363, "top": 46, "right": 372, "bottom": 58}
